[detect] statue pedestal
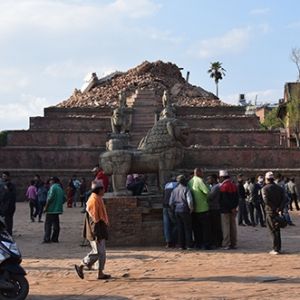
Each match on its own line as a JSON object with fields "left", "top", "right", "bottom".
{"left": 103, "top": 194, "right": 164, "bottom": 246}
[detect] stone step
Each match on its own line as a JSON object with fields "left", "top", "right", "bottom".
{"left": 184, "top": 146, "right": 300, "bottom": 169}
{"left": 190, "top": 129, "right": 283, "bottom": 147}
{"left": 6, "top": 130, "right": 108, "bottom": 147}
{"left": 0, "top": 146, "right": 105, "bottom": 169}
{"left": 30, "top": 116, "right": 111, "bottom": 130}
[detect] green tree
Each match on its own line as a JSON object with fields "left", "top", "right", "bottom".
{"left": 207, "top": 61, "right": 226, "bottom": 97}
{"left": 287, "top": 96, "right": 300, "bottom": 147}
{"left": 261, "top": 107, "right": 284, "bottom": 130}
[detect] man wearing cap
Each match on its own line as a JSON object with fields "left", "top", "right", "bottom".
{"left": 169, "top": 175, "right": 194, "bottom": 250}
{"left": 262, "top": 171, "right": 285, "bottom": 255}
{"left": 43, "top": 176, "right": 66, "bottom": 243}
{"left": 75, "top": 180, "right": 111, "bottom": 280}
{"left": 219, "top": 170, "right": 239, "bottom": 250}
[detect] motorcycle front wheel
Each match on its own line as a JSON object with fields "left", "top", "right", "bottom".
{"left": 0, "top": 274, "right": 29, "bottom": 300}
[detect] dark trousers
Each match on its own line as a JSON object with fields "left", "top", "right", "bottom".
{"left": 209, "top": 209, "right": 223, "bottom": 248}
{"left": 247, "top": 201, "right": 264, "bottom": 226}
{"left": 192, "top": 211, "right": 211, "bottom": 249}
{"left": 290, "top": 194, "right": 300, "bottom": 211}
{"left": 29, "top": 200, "right": 38, "bottom": 221}
{"left": 4, "top": 214, "right": 14, "bottom": 236}
{"left": 44, "top": 214, "right": 60, "bottom": 242}
{"left": 37, "top": 201, "right": 46, "bottom": 220}
{"left": 266, "top": 214, "right": 281, "bottom": 252}
{"left": 175, "top": 212, "right": 193, "bottom": 249}
{"left": 238, "top": 198, "right": 251, "bottom": 225}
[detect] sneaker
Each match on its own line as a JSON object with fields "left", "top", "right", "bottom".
{"left": 222, "top": 246, "right": 231, "bottom": 250}
{"left": 269, "top": 250, "right": 280, "bottom": 255}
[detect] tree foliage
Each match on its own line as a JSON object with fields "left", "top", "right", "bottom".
{"left": 261, "top": 107, "right": 284, "bottom": 130}
{"left": 207, "top": 61, "right": 226, "bottom": 97}
{"left": 287, "top": 96, "right": 300, "bottom": 147}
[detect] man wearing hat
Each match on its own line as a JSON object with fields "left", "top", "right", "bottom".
{"left": 262, "top": 171, "right": 285, "bottom": 255}
{"left": 75, "top": 179, "right": 111, "bottom": 280}
{"left": 219, "top": 170, "right": 239, "bottom": 250}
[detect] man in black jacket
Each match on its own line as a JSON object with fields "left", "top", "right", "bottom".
{"left": 262, "top": 171, "right": 285, "bottom": 255}
{"left": 0, "top": 172, "right": 16, "bottom": 235}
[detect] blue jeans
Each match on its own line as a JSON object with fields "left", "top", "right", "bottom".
{"left": 163, "top": 208, "right": 177, "bottom": 244}
{"left": 282, "top": 203, "right": 292, "bottom": 224}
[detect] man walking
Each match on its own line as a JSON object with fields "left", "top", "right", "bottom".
{"left": 43, "top": 177, "right": 66, "bottom": 243}
{"left": 75, "top": 180, "right": 111, "bottom": 280}
{"left": 188, "top": 168, "right": 211, "bottom": 250}
{"left": 287, "top": 177, "right": 299, "bottom": 211}
{"left": 262, "top": 171, "right": 285, "bottom": 255}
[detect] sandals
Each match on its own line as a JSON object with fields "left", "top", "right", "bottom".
{"left": 75, "top": 265, "right": 84, "bottom": 279}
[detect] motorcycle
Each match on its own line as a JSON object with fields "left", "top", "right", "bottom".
{"left": 0, "top": 219, "right": 29, "bottom": 300}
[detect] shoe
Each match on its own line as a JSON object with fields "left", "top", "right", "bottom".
{"left": 75, "top": 265, "right": 84, "bottom": 279}
{"left": 97, "top": 274, "right": 111, "bottom": 280}
{"left": 261, "top": 224, "right": 266, "bottom": 227}
{"left": 222, "top": 246, "right": 231, "bottom": 250}
{"left": 238, "top": 223, "right": 246, "bottom": 226}
{"left": 165, "top": 242, "right": 172, "bottom": 248}
{"left": 51, "top": 240, "right": 59, "bottom": 243}
{"left": 288, "top": 222, "right": 296, "bottom": 226}
{"left": 42, "top": 240, "right": 51, "bottom": 244}
{"left": 38, "top": 219, "right": 43, "bottom": 223}
{"left": 230, "top": 245, "right": 237, "bottom": 250}
{"left": 269, "top": 250, "right": 280, "bottom": 255}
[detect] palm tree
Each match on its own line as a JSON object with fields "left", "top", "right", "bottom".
{"left": 207, "top": 61, "right": 226, "bottom": 97}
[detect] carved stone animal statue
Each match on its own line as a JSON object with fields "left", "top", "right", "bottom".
{"left": 100, "top": 116, "right": 190, "bottom": 195}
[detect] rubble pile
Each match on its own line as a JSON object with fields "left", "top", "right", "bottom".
{"left": 57, "top": 60, "right": 227, "bottom": 108}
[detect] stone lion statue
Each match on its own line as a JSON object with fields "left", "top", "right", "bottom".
{"left": 100, "top": 115, "right": 190, "bottom": 195}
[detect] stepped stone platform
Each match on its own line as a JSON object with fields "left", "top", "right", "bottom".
{"left": 1, "top": 59, "right": 297, "bottom": 246}
{"left": 0, "top": 86, "right": 296, "bottom": 203}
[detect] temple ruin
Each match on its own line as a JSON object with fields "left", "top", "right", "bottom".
{"left": 1, "top": 60, "right": 299, "bottom": 245}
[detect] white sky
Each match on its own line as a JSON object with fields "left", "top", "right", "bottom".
{"left": 0, "top": 0, "right": 299, "bottom": 130}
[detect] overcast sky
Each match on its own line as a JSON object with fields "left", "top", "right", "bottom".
{"left": 1, "top": 0, "right": 299, "bottom": 130}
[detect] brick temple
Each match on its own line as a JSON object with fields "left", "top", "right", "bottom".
{"left": 1, "top": 61, "right": 299, "bottom": 245}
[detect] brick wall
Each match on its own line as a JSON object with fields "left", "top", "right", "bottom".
{"left": 190, "top": 129, "right": 281, "bottom": 146}
{"left": 104, "top": 195, "right": 164, "bottom": 246}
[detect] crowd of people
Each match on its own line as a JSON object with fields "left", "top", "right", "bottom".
{"left": 0, "top": 166, "right": 299, "bottom": 281}
{"left": 163, "top": 168, "right": 298, "bottom": 255}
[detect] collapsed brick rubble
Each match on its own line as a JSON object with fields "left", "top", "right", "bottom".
{"left": 57, "top": 60, "right": 228, "bottom": 108}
